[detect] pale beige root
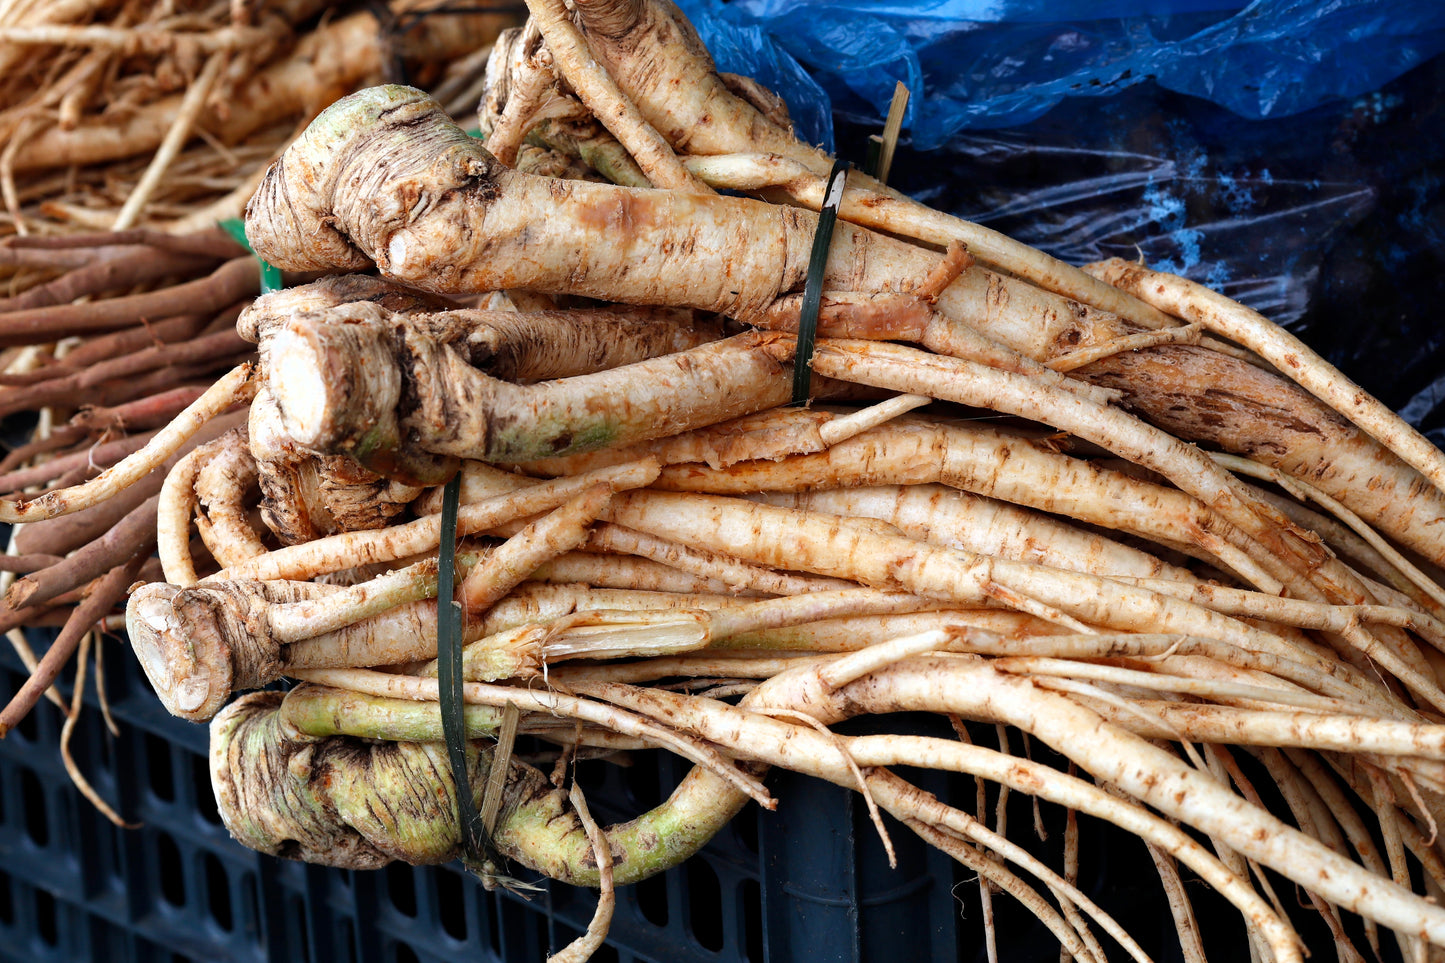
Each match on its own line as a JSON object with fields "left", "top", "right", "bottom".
{"left": 596, "top": 491, "right": 1365, "bottom": 690}
{"left": 237, "top": 274, "right": 455, "bottom": 368}
{"left": 477, "top": 21, "right": 555, "bottom": 167}
{"left": 791, "top": 656, "right": 1445, "bottom": 942}
{"left": 1283, "top": 746, "right": 1396, "bottom": 956}
{"left": 1018, "top": 651, "right": 1352, "bottom": 717}
{"left": 295, "top": 584, "right": 954, "bottom": 686}
{"left": 551, "top": 653, "right": 830, "bottom": 686}
{"left": 1246, "top": 749, "right": 1370, "bottom": 961}
{"left": 711, "top": 610, "right": 1074, "bottom": 654}
{"left": 607, "top": 502, "right": 1402, "bottom": 708}
{"left": 216, "top": 458, "right": 661, "bottom": 583}
{"left": 265, "top": 303, "right": 770, "bottom": 465}
{"left": 139, "top": 556, "right": 759, "bottom": 720}
{"left": 752, "top": 274, "right": 1123, "bottom": 411}
{"left": 460, "top": 484, "right": 613, "bottom": 618}
{"left": 562, "top": 0, "right": 819, "bottom": 165}
{"left": 681, "top": 150, "right": 1174, "bottom": 329}
{"left": 585, "top": 523, "right": 861, "bottom": 596}
{"left": 248, "top": 389, "right": 421, "bottom": 544}
{"left": 608, "top": 651, "right": 1445, "bottom": 950}
{"left": 264, "top": 560, "right": 444, "bottom": 646}
{"left": 243, "top": 275, "right": 726, "bottom": 384}
{"left": 157, "top": 445, "right": 207, "bottom": 587}
{"left": 1141, "top": 834, "right": 1206, "bottom": 963}
{"left": 751, "top": 484, "right": 1196, "bottom": 582}
{"left": 1196, "top": 748, "right": 1278, "bottom": 963}
{"left": 127, "top": 576, "right": 332, "bottom": 721}
{"left": 0, "top": 363, "right": 256, "bottom": 523}
{"left": 807, "top": 339, "right": 1429, "bottom": 636}
{"left": 577, "top": 677, "right": 1299, "bottom": 961}
{"left": 1088, "top": 256, "right": 1445, "bottom": 506}
{"left": 1078, "top": 343, "right": 1445, "bottom": 568}
{"left": 245, "top": 87, "right": 920, "bottom": 315}
{"left": 506, "top": 405, "right": 840, "bottom": 476}
{"left": 487, "top": 588, "right": 957, "bottom": 669}
{"left": 643, "top": 417, "right": 1280, "bottom": 590}
{"left": 249, "top": 383, "right": 338, "bottom": 545}
{"left": 192, "top": 425, "right": 268, "bottom": 569}
{"left": 244, "top": 84, "right": 1142, "bottom": 368}
{"left": 525, "top": 0, "right": 706, "bottom": 192}
{"left": 1115, "top": 576, "right": 1445, "bottom": 660}
{"left": 545, "top": 779, "right": 616, "bottom": 963}
{"left": 470, "top": 582, "right": 740, "bottom": 630}
{"left": 1050, "top": 323, "right": 1207, "bottom": 372}
{"left": 1217, "top": 453, "right": 1445, "bottom": 614}
{"left": 479, "top": 23, "right": 532, "bottom": 139}
{"left": 1251, "top": 484, "right": 1445, "bottom": 615}
{"left": 267, "top": 596, "right": 444, "bottom": 678}
{"left": 534, "top": 551, "right": 745, "bottom": 595}
{"left": 1325, "top": 753, "right": 1445, "bottom": 894}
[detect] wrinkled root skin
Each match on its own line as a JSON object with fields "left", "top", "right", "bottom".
{"left": 246, "top": 87, "right": 929, "bottom": 323}
{"left": 1082, "top": 345, "right": 1445, "bottom": 567}
{"left": 250, "top": 389, "right": 425, "bottom": 544}
{"left": 267, "top": 299, "right": 798, "bottom": 464}
{"left": 211, "top": 692, "right": 487, "bottom": 868}
{"left": 211, "top": 690, "right": 747, "bottom": 885}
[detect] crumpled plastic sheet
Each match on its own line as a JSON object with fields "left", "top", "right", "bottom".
{"left": 889, "top": 87, "right": 1378, "bottom": 328}
{"left": 673, "top": 0, "right": 1445, "bottom": 437}
{"left": 679, "top": 0, "right": 1445, "bottom": 150}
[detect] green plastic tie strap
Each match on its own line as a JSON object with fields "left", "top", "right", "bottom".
{"left": 219, "top": 217, "right": 283, "bottom": 294}
{"left": 435, "top": 473, "right": 495, "bottom": 869}
{"left": 791, "top": 159, "right": 850, "bottom": 406}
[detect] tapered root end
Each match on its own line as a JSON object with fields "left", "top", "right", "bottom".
{"left": 126, "top": 582, "right": 235, "bottom": 722}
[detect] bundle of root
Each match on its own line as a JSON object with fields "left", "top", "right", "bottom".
{"left": 0, "top": 0, "right": 520, "bottom": 242}
{"left": 7, "top": 0, "right": 1445, "bottom": 959}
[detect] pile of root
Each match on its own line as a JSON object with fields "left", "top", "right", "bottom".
{"left": 0, "top": 0, "right": 519, "bottom": 243}
{"left": 7, "top": 1, "right": 1445, "bottom": 960}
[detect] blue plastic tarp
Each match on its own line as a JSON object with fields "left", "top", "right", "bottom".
{"left": 677, "top": 0, "right": 1445, "bottom": 150}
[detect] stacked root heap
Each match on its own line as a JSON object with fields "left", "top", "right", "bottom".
{"left": 9, "top": 1, "right": 1445, "bottom": 959}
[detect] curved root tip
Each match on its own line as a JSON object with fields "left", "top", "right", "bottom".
{"left": 126, "top": 582, "right": 234, "bottom": 722}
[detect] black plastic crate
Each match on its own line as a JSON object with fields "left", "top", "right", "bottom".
{"left": 0, "top": 636, "right": 982, "bottom": 963}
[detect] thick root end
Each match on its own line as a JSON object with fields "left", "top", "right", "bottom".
{"left": 210, "top": 692, "right": 394, "bottom": 869}
{"left": 127, "top": 582, "right": 237, "bottom": 722}
{"left": 211, "top": 690, "right": 484, "bottom": 868}
{"left": 245, "top": 84, "right": 500, "bottom": 274}
{"left": 270, "top": 326, "right": 354, "bottom": 449}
